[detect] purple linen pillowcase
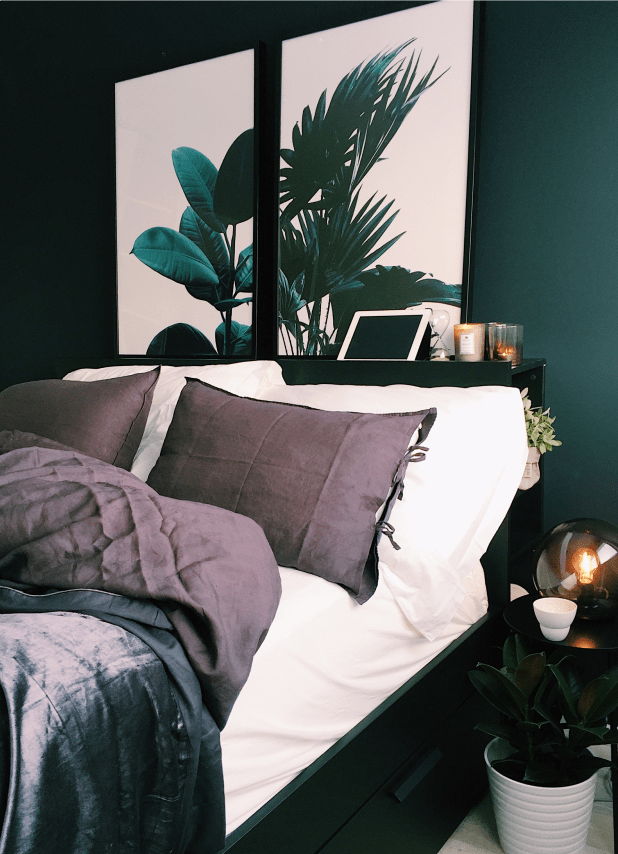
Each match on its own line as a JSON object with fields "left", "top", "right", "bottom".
{"left": 0, "top": 368, "right": 160, "bottom": 470}
{"left": 147, "top": 378, "right": 436, "bottom": 603}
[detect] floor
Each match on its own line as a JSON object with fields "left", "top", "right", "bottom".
{"left": 438, "top": 760, "right": 614, "bottom": 854}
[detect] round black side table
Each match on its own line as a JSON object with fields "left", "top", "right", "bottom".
{"left": 504, "top": 594, "right": 618, "bottom": 853}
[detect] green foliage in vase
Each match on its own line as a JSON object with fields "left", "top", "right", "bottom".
{"left": 521, "top": 388, "right": 562, "bottom": 453}
{"left": 470, "top": 634, "right": 618, "bottom": 786}
{"left": 278, "top": 40, "right": 459, "bottom": 355}
{"left": 131, "top": 129, "right": 254, "bottom": 357}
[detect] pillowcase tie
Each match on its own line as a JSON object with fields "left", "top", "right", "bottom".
{"left": 392, "top": 444, "right": 429, "bottom": 500}
{"left": 376, "top": 407, "right": 436, "bottom": 553}
{"left": 375, "top": 521, "right": 401, "bottom": 551}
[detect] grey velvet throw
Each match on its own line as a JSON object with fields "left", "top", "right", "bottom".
{"left": 0, "top": 610, "right": 218, "bottom": 854}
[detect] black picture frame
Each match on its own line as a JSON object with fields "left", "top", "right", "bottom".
{"left": 114, "top": 47, "right": 258, "bottom": 360}
{"left": 276, "top": 1, "right": 481, "bottom": 359}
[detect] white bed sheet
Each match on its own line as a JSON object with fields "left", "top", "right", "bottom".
{"left": 221, "top": 561, "right": 488, "bottom": 835}
{"left": 258, "top": 382, "right": 528, "bottom": 640}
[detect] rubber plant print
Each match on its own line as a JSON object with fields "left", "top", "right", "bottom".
{"left": 278, "top": 40, "right": 462, "bottom": 356}
{"left": 131, "top": 129, "right": 254, "bottom": 357}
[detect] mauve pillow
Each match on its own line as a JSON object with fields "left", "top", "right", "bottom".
{"left": 147, "top": 378, "right": 436, "bottom": 602}
{"left": 0, "top": 368, "right": 160, "bottom": 470}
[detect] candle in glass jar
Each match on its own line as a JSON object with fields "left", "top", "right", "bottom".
{"left": 488, "top": 323, "right": 523, "bottom": 366}
{"left": 453, "top": 323, "right": 485, "bottom": 362}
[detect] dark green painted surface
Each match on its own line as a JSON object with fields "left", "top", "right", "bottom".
{"left": 2, "top": 1, "right": 617, "bottom": 530}
{"left": 472, "top": 2, "right": 618, "bottom": 529}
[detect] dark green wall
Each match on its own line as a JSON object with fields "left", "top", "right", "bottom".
{"left": 471, "top": 1, "right": 618, "bottom": 530}
{"left": 2, "top": 1, "right": 617, "bottom": 531}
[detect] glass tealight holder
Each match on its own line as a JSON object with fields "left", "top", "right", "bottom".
{"left": 488, "top": 323, "right": 523, "bottom": 366}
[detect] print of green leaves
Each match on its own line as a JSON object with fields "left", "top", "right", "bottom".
{"left": 132, "top": 129, "right": 254, "bottom": 357}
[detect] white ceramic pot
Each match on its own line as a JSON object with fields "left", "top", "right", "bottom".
{"left": 519, "top": 446, "right": 541, "bottom": 490}
{"left": 485, "top": 738, "right": 597, "bottom": 854}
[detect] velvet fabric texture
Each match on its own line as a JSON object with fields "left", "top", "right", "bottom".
{"left": 0, "top": 368, "right": 160, "bottom": 469}
{"left": 147, "top": 379, "right": 436, "bottom": 603}
{"left": 0, "top": 611, "right": 217, "bottom": 854}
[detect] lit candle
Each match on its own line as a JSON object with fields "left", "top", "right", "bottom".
{"left": 488, "top": 323, "right": 523, "bottom": 366}
{"left": 453, "top": 323, "right": 485, "bottom": 362}
{"left": 495, "top": 344, "right": 516, "bottom": 360}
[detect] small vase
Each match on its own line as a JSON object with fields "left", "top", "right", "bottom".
{"left": 485, "top": 738, "right": 597, "bottom": 854}
{"left": 519, "top": 446, "right": 540, "bottom": 490}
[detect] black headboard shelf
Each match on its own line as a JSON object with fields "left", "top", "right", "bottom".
{"left": 278, "top": 357, "right": 544, "bottom": 388}
{"left": 53, "top": 356, "right": 545, "bottom": 391}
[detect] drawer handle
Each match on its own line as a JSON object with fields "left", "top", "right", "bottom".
{"left": 390, "top": 748, "right": 443, "bottom": 803}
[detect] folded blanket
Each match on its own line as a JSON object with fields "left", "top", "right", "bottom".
{"left": 0, "top": 430, "right": 282, "bottom": 729}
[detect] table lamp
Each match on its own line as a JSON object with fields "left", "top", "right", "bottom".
{"left": 534, "top": 518, "right": 618, "bottom": 620}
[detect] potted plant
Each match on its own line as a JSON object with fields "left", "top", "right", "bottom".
{"left": 519, "top": 387, "right": 562, "bottom": 490}
{"left": 469, "top": 634, "right": 618, "bottom": 854}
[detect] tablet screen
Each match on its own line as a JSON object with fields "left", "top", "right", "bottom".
{"left": 339, "top": 311, "right": 431, "bottom": 360}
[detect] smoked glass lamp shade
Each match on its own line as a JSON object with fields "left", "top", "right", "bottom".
{"left": 534, "top": 519, "right": 618, "bottom": 620}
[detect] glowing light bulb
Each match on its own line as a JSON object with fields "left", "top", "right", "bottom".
{"left": 573, "top": 547, "right": 599, "bottom": 585}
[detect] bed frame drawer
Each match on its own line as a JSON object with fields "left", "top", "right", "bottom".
{"left": 319, "top": 693, "right": 490, "bottom": 854}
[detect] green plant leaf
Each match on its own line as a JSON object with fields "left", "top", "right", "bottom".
{"left": 214, "top": 129, "right": 254, "bottom": 227}
{"left": 293, "top": 191, "right": 403, "bottom": 306}
{"left": 469, "top": 668, "right": 525, "bottom": 719}
{"left": 146, "top": 323, "right": 217, "bottom": 357}
{"left": 172, "top": 147, "right": 225, "bottom": 233}
{"left": 502, "top": 634, "right": 518, "bottom": 673}
{"left": 515, "top": 653, "right": 546, "bottom": 698}
{"left": 547, "top": 663, "right": 578, "bottom": 723}
{"left": 475, "top": 722, "right": 521, "bottom": 743}
{"left": 131, "top": 227, "right": 222, "bottom": 304}
{"left": 523, "top": 759, "right": 564, "bottom": 786}
{"left": 278, "top": 271, "right": 307, "bottom": 321}
{"left": 235, "top": 245, "right": 253, "bottom": 293}
{"left": 279, "top": 40, "right": 445, "bottom": 222}
{"left": 578, "top": 679, "right": 598, "bottom": 720}
{"left": 215, "top": 320, "right": 252, "bottom": 357}
{"left": 566, "top": 754, "right": 613, "bottom": 782}
{"left": 214, "top": 298, "right": 252, "bottom": 311}
{"left": 581, "top": 673, "right": 618, "bottom": 723}
{"left": 522, "top": 391, "right": 560, "bottom": 452}
{"left": 567, "top": 724, "right": 614, "bottom": 751}
{"left": 179, "top": 207, "right": 229, "bottom": 282}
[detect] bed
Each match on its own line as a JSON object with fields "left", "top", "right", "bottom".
{"left": 0, "top": 357, "right": 532, "bottom": 854}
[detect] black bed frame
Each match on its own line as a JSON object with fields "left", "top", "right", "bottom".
{"left": 53, "top": 356, "right": 545, "bottom": 854}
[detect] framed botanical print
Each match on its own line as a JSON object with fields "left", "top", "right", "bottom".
{"left": 278, "top": 1, "right": 477, "bottom": 357}
{"left": 116, "top": 49, "right": 255, "bottom": 358}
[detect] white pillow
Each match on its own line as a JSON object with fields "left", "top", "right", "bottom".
{"left": 64, "top": 361, "right": 286, "bottom": 480}
{"left": 258, "top": 382, "right": 528, "bottom": 640}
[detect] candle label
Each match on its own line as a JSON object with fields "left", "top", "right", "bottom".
{"left": 459, "top": 332, "right": 476, "bottom": 355}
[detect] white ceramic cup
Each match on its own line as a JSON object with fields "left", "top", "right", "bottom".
{"left": 533, "top": 597, "right": 578, "bottom": 641}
